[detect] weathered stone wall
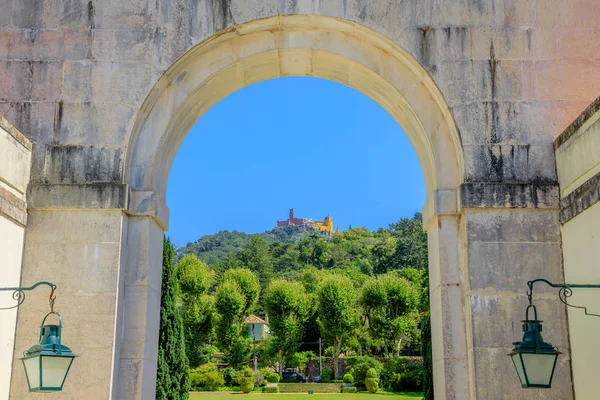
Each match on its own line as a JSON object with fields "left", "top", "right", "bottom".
{"left": 2, "top": 1, "right": 599, "bottom": 399}
{"left": 555, "top": 96, "right": 600, "bottom": 400}
{"left": 0, "top": 116, "right": 30, "bottom": 400}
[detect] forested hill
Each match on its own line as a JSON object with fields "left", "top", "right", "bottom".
{"left": 175, "top": 213, "right": 427, "bottom": 276}
{"left": 177, "top": 225, "right": 332, "bottom": 265}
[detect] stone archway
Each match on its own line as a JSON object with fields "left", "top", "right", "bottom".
{"left": 6, "top": 4, "right": 580, "bottom": 400}
{"left": 121, "top": 15, "right": 466, "bottom": 400}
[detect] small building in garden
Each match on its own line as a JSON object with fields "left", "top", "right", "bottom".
{"left": 244, "top": 315, "right": 270, "bottom": 341}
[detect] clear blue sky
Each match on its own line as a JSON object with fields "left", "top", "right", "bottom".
{"left": 167, "top": 77, "right": 425, "bottom": 247}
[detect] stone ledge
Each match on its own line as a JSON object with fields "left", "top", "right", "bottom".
{"left": 0, "top": 115, "right": 32, "bottom": 151}
{"left": 554, "top": 95, "right": 600, "bottom": 150}
{"left": 0, "top": 186, "right": 27, "bottom": 226}
{"left": 28, "top": 183, "right": 130, "bottom": 210}
{"left": 460, "top": 182, "right": 559, "bottom": 210}
{"left": 560, "top": 170, "right": 600, "bottom": 223}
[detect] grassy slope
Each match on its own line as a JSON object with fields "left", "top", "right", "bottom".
{"left": 190, "top": 392, "right": 423, "bottom": 399}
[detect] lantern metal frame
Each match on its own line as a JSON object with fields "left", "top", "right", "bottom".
{"left": 20, "top": 311, "right": 77, "bottom": 392}
{"left": 0, "top": 281, "right": 77, "bottom": 393}
{"left": 509, "top": 278, "right": 600, "bottom": 389}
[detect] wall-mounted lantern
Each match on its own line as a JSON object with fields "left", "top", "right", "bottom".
{"left": 509, "top": 279, "right": 600, "bottom": 389}
{"left": 1, "top": 282, "right": 77, "bottom": 393}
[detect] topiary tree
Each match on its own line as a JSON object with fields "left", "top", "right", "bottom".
{"left": 156, "top": 237, "right": 191, "bottom": 400}
{"left": 365, "top": 368, "right": 379, "bottom": 393}
{"left": 266, "top": 372, "right": 280, "bottom": 383}
{"left": 343, "top": 373, "right": 354, "bottom": 384}
{"left": 238, "top": 367, "right": 255, "bottom": 393}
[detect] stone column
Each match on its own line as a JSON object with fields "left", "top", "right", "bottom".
{"left": 427, "top": 213, "right": 471, "bottom": 400}
{"left": 112, "top": 215, "right": 163, "bottom": 399}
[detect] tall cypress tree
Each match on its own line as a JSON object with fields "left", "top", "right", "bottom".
{"left": 422, "top": 312, "right": 434, "bottom": 400}
{"left": 156, "top": 237, "right": 191, "bottom": 400}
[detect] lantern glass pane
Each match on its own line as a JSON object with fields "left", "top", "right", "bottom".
{"left": 23, "top": 356, "right": 41, "bottom": 390}
{"left": 521, "top": 353, "right": 557, "bottom": 386}
{"left": 510, "top": 353, "right": 527, "bottom": 386}
{"left": 40, "top": 355, "right": 73, "bottom": 389}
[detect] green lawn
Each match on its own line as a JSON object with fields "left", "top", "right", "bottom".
{"left": 190, "top": 392, "right": 423, "bottom": 400}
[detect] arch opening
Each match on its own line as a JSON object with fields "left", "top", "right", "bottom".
{"left": 120, "top": 15, "right": 468, "bottom": 400}
{"left": 125, "top": 15, "right": 464, "bottom": 231}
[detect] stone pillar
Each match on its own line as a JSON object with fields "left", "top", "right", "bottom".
{"left": 461, "top": 206, "right": 573, "bottom": 400}
{"left": 9, "top": 209, "right": 126, "bottom": 400}
{"left": 427, "top": 214, "right": 471, "bottom": 400}
{"left": 112, "top": 215, "right": 163, "bottom": 399}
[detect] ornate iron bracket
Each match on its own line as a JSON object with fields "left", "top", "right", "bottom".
{"left": 0, "top": 281, "right": 56, "bottom": 311}
{"left": 528, "top": 279, "right": 600, "bottom": 318}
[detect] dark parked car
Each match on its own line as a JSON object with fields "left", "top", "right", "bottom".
{"left": 282, "top": 371, "right": 307, "bottom": 383}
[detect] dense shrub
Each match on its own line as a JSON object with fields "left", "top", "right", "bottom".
{"left": 348, "top": 356, "right": 383, "bottom": 386}
{"left": 190, "top": 363, "right": 224, "bottom": 391}
{"left": 365, "top": 368, "right": 379, "bottom": 393}
{"left": 384, "top": 357, "right": 411, "bottom": 373}
{"left": 343, "top": 373, "right": 354, "bottom": 384}
{"left": 341, "top": 386, "right": 357, "bottom": 393}
{"left": 221, "top": 367, "right": 238, "bottom": 386}
{"left": 390, "top": 365, "right": 424, "bottom": 392}
{"left": 321, "top": 368, "right": 334, "bottom": 381}
{"left": 264, "top": 386, "right": 280, "bottom": 393}
{"left": 238, "top": 367, "right": 255, "bottom": 393}
{"left": 266, "top": 372, "right": 280, "bottom": 383}
{"left": 254, "top": 369, "right": 265, "bottom": 387}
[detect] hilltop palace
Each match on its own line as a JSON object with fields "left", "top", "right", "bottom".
{"left": 276, "top": 208, "right": 334, "bottom": 235}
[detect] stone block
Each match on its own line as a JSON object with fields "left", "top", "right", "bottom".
{"left": 472, "top": 347, "right": 573, "bottom": 400}
{"left": 123, "top": 217, "right": 163, "bottom": 290}
{"left": 92, "top": 29, "right": 156, "bottom": 62}
{"left": 230, "top": 0, "right": 279, "bottom": 25}
{"left": 53, "top": 101, "right": 134, "bottom": 145}
{"left": 492, "top": 0, "right": 536, "bottom": 27}
{"left": 279, "top": 49, "right": 313, "bottom": 76}
{"left": 24, "top": 209, "right": 123, "bottom": 243}
{"left": 91, "top": 62, "right": 159, "bottom": 106}
{"left": 558, "top": 28, "right": 600, "bottom": 60}
{"left": 0, "top": 101, "right": 55, "bottom": 145}
{"left": 28, "top": 183, "right": 129, "bottom": 209}
{"left": 92, "top": 0, "right": 160, "bottom": 29}
{"left": 535, "top": 60, "right": 600, "bottom": 102}
{"left": 11, "top": 0, "right": 90, "bottom": 29}
{"left": 428, "top": 216, "right": 461, "bottom": 289}
{"left": 433, "top": 60, "right": 521, "bottom": 108}
{"left": 465, "top": 209, "right": 560, "bottom": 243}
{"left": 469, "top": 28, "right": 557, "bottom": 61}
{"left": 468, "top": 242, "right": 563, "bottom": 292}
{"left": 432, "top": 358, "right": 470, "bottom": 400}
{"left": 434, "top": 0, "right": 495, "bottom": 27}
{"left": 7, "top": 28, "right": 91, "bottom": 60}
{"left": 430, "top": 284, "right": 468, "bottom": 360}
{"left": 0, "top": 61, "right": 63, "bottom": 102}
{"left": 62, "top": 61, "right": 93, "bottom": 102}
{"left": 537, "top": 0, "right": 600, "bottom": 28}
{"left": 44, "top": 145, "right": 122, "bottom": 184}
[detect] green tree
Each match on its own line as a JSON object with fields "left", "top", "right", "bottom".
{"left": 222, "top": 268, "right": 260, "bottom": 316}
{"left": 239, "top": 235, "right": 274, "bottom": 306}
{"left": 317, "top": 275, "right": 358, "bottom": 378}
{"left": 264, "top": 279, "right": 311, "bottom": 375}
{"left": 156, "top": 237, "right": 191, "bottom": 400}
{"left": 214, "top": 280, "right": 252, "bottom": 366}
{"left": 176, "top": 255, "right": 216, "bottom": 367}
{"left": 361, "top": 274, "right": 421, "bottom": 357}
